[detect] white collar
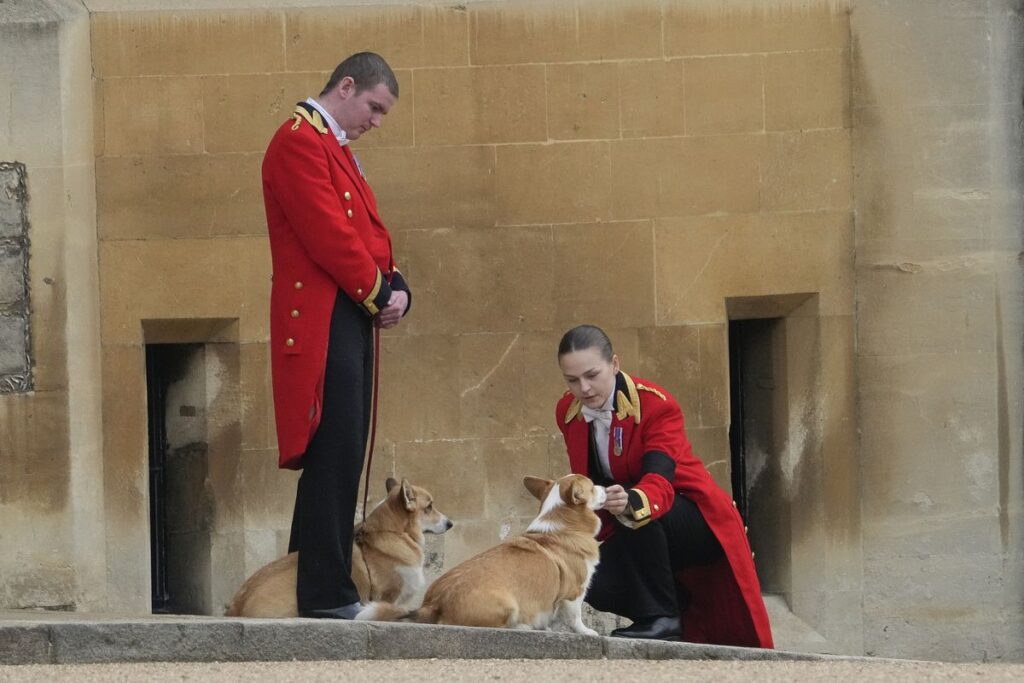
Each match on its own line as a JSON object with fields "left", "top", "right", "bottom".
{"left": 305, "top": 97, "right": 348, "bottom": 146}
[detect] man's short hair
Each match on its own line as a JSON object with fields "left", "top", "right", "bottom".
{"left": 321, "top": 52, "right": 399, "bottom": 98}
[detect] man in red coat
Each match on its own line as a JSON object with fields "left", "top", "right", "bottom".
{"left": 262, "top": 52, "right": 410, "bottom": 619}
{"left": 555, "top": 325, "right": 773, "bottom": 646}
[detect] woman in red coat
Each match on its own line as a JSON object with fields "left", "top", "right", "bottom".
{"left": 555, "top": 325, "right": 773, "bottom": 647}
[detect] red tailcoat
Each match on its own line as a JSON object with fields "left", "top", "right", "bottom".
{"left": 555, "top": 372, "right": 774, "bottom": 648}
{"left": 263, "top": 104, "right": 405, "bottom": 469}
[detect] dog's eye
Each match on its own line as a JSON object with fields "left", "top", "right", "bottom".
{"left": 425, "top": 503, "right": 433, "bottom": 511}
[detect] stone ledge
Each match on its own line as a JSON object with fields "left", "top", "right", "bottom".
{"left": 0, "top": 615, "right": 869, "bottom": 666}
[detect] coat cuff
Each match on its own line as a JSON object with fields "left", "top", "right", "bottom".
{"left": 616, "top": 488, "right": 654, "bottom": 529}
{"left": 358, "top": 269, "right": 393, "bottom": 317}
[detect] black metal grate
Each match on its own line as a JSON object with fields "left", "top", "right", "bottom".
{"left": 145, "top": 344, "right": 171, "bottom": 613}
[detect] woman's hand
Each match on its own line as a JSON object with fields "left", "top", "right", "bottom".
{"left": 602, "top": 484, "right": 629, "bottom": 515}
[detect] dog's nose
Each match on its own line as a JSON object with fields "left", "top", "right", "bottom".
{"left": 445, "top": 519, "right": 453, "bottom": 529}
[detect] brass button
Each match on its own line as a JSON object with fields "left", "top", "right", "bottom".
{"left": 346, "top": 209, "right": 354, "bottom": 218}
{"left": 732, "top": 500, "right": 737, "bottom": 508}
{"left": 294, "top": 281, "right": 303, "bottom": 290}
{"left": 291, "top": 309, "right": 300, "bottom": 318}
{"left": 356, "top": 288, "right": 363, "bottom": 296}
{"left": 744, "top": 526, "right": 748, "bottom": 534}
{"left": 344, "top": 191, "right": 352, "bottom": 201}
{"left": 653, "top": 504, "right": 659, "bottom": 512}
{"left": 285, "top": 338, "right": 295, "bottom": 347}
{"left": 751, "top": 552, "right": 756, "bottom": 560}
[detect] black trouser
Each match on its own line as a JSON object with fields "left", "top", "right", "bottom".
{"left": 585, "top": 493, "right": 724, "bottom": 622}
{"left": 288, "top": 291, "right": 373, "bottom": 611}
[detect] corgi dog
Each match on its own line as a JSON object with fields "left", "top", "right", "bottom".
{"left": 226, "top": 477, "right": 452, "bottom": 617}
{"left": 358, "top": 474, "right": 606, "bottom": 635}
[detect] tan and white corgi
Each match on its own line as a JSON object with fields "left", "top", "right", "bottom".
{"left": 358, "top": 473, "right": 606, "bottom": 635}
{"left": 226, "top": 477, "right": 452, "bottom": 618}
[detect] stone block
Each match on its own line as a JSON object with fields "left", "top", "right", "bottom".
{"left": 637, "top": 325, "right": 701, "bottom": 421}
{"left": 470, "top": 1, "right": 661, "bottom": 65}
{"left": 685, "top": 55, "right": 764, "bottom": 136}
{"left": 0, "top": 166, "right": 26, "bottom": 238}
{"left": 366, "top": 621, "right": 603, "bottom": 659}
{"left": 665, "top": 5, "right": 847, "bottom": 58}
{"left": 239, "top": 620, "right": 370, "bottom": 661}
{"left": 435, "top": 518, "right": 506, "bottom": 569}
{"left": 0, "top": 624, "right": 51, "bottom": 664}
{"left": 858, "top": 352, "right": 998, "bottom": 519}
{"left": 99, "top": 76, "right": 204, "bottom": 155}
{"left": 698, "top": 324, "right": 729, "bottom": 428}
{"left": 684, "top": 426, "right": 731, "bottom": 492}
{"left": 286, "top": 5, "right": 467, "bottom": 71}
{"left": 552, "top": 221, "right": 655, "bottom": 329}
{"left": 663, "top": 6, "right": 763, "bottom": 57}
{"left": 856, "top": 239, "right": 996, "bottom": 356}
{"left": 610, "top": 135, "right": 761, "bottom": 220}
{"left": 96, "top": 153, "right": 265, "bottom": 240}
{"left": 98, "top": 237, "right": 269, "bottom": 345}
{"left": 414, "top": 65, "right": 546, "bottom": 145}
{"left": 761, "top": 130, "right": 852, "bottom": 212}
{"left": 0, "top": 391, "right": 69, "bottom": 509}
{"left": 90, "top": 11, "right": 286, "bottom": 78}
{"left": 200, "top": 71, "right": 329, "bottom": 155}
{"left": 496, "top": 142, "right": 612, "bottom": 225}
{"left": 357, "top": 145, "right": 496, "bottom": 231}
{"left": 388, "top": 227, "right": 554, "bottom": 336}
{"left": 377, "top": 334, "right": 459, "bottom": 443}
{"left": 766, "top": 50, "right": 849, "bottom": 132}
{"left": 239, "top": 342, "right": 272, "bottom": 451}
{"left": 239, "top": 448, "right": 295, "bottom": 531}
{"left": 482, "top": 437, "right": 552, "bottom": 518}
{"left": 393, "top": 439, "right": 486, "bottom": 520}
{"left": 457, "top": 333, "right": 533, "bottom": 439}
{"left": 619, "top": 60, "right": 686, "bottom": 139}
{"left": 546, "top": 63, "right": 620, "bottom": 141}
{"left": 0, "top": 315, "right": 28, "bottom": 377}
{"left": 851, "top": 5, "right": 989, "bottom": 107}
{"left": 50, "top": 621, "right": 244, "bottom": 664}
{"left": 654, "top": 211, "right": 853, "bottom": 325}
{"left": 0, "top": 26, "right": 63, "bottom": 167}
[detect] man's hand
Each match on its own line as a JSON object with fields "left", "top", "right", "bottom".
{"left": 602, "top": 484, "right": 629, "bottom": 515}
{"left": 375, "top": 290, "right": 408, "bottom": 329}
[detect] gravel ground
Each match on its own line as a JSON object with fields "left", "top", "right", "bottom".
{"left": 1, "top": 659, "right": 1021, "bottom": 682}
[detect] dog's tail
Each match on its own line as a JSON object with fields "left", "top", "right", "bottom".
{"left": 356, "top": 602, "right": 440, "bottom": 624}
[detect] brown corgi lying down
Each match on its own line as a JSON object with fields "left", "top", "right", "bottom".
{"left": 357, "top": 474, "right": 606, "bottom": 635}
{"left": 226, "top": 477, "right": 452, "bottom": 617}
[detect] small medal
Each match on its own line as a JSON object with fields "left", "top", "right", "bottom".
{"left": 613, "top": 426, "right": 623, "bottom": 456}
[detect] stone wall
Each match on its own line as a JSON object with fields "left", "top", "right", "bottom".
{"left": 0, "top": 0, "right": 105, "bottom": 612}
{"left": 851, "top": 0, "right": 1024, "bottom": 661}
{"left": 0, "top": 0, "right": 1020, "bottom": 663}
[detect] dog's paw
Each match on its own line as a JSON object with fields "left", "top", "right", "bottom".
{"left": 575, "top": 625, "right": 599, "bottom": 637}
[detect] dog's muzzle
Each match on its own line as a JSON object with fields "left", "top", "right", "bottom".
{"left": 591, "top": 486, "right": 608, "bottom": 510}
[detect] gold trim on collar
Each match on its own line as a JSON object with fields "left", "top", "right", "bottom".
{"left": 563, "top": 397, "right": 582, "bottom": 424}
{"left": 291, "top": 106, "right": 329, "bottom": 135}
{"left": 615, "top": 372, "right": 642, "bottom": 424}
{"left": 637, "top": 383, "right": 666, "bottom": 401}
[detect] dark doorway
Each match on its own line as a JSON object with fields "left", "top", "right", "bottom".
{"left": 145, "top": 342, "right": 206, "bottom": 614}
{"left": 727, "top": 316, "right": 791, "bottom": 596}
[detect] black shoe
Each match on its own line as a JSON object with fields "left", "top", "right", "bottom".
{"left": 610, "top": 616, "right": 682, "bottom": 641}
{"left": 299, "top": 602, "right": 363, "bottom": 620}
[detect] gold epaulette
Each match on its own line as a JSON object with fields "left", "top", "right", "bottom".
{"left": 291, "top": 105, "right": 329, "bottom": 135}
{"left": 615, "top": 372, "right": 642, "bottom": 424}
{"left": 637, "top": 383, "right": 666, "bottom": 401}
{"left": 563, "top": 398, "right": 582, "bottom": 424}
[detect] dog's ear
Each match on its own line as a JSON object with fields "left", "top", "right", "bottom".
{"left": 570, "top": 479, "right": 588, "bottom": 506}
{"left": 385, "top": 477, "right": 399, "bottom": 494}
{"left": 523, "top": 476, "right": 552, "bottom": 501}
{"left": 401, "top": 478, "right": 416, "bottom": 511}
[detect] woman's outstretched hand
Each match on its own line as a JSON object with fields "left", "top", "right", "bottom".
{"left": 602, "top": 484, "right": 629, "bottom": 515}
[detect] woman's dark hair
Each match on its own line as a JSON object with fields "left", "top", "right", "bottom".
{"left": 557, "top": 325, "right": 614, "bottom": 361}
